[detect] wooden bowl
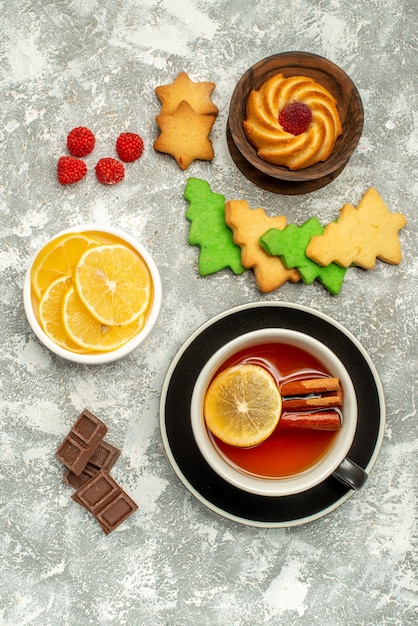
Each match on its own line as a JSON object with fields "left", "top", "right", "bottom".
{"left": 227, "top": 52, "right": 364, "bottom": 194}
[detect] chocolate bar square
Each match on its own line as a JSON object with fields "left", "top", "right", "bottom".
{"left": 72, "top": 470, "right": 119, "bottom": 513}
{"left": 72, "top": 409, "right": 108, "bottom": 446}
{"left": 72, "top": 470, "right": 138, "bottom": 534}
{"left": 89, "top": 440, "right": 121, "bottom": 469}
{"left": 64, "top": 464, "right": 97, "bottom": 489}
{"left": 55, "top": 409, "right": 108, "bottom": 475}
{"left": 96, "top": 493, "right": 138, "bottom": 535}
{"left": 63, "top": 440, "right": 121, "bottom": 488}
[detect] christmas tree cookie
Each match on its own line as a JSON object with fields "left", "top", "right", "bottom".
{"left": 260, "top": 217, "right": 347, "bottom": 295}
{"left": 184, "top": 178, "right": 244, "bottom": 276}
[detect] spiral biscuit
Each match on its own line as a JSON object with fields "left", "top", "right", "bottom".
{"left": 243, "top": 73, "right": 342, "bottom": 170}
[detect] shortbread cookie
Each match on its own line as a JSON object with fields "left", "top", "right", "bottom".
{"left": 184, "top": 178, "right": 244, "bottom": 276}
{"left": 306, "top": 188, "right": 407, "bottom": 268}
{"left": 154, "top": 101, "right": 216, "bottom": 170}
{"left": 225, "top": 200, "right": 300, "bottom": 293}
{"left": 155, "top": 71, "right": 218, "bottom": 115}
{"left": 154, "top": 72, "right": 218, "bottom": 169}
{"left": 243, "top": 73, "right": 342, "bottom": 170}
{"left": 260, "top": 217, "right": 347, "bottom": 295}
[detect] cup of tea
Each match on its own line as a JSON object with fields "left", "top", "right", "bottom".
{"left": 191, "top": 328, "right": 367, "bottom": 496}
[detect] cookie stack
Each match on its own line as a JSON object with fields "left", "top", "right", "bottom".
{"left": 154, "top": 72, "right": 218, "bottom": 169}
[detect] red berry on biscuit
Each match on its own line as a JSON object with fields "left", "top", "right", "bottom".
{"left": 279, "top": 102, "right": 312, "bottom": 135}
{"left": 95, "top": 158, "right": 125, "bottom": 185}
{"left": 116, "top": 132, "right": 144, "bottom": 162}
{"left": 66, "top": 126, "right": 96, "bottom": 157}
{"left": 57, "top": 156, "right": 87, "bottom": 185}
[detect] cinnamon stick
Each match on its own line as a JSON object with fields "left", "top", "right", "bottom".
{"left": 282, "top": 389, "right": 343, "bottom": 411}
{"left": 280, "top": 377, "right": 340, "bottom": 396}
{"left": 279, "top": 411, "right": 342, "bottom": 431}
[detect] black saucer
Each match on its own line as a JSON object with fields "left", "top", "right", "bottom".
{"left": 160, "top": 303, "right": 385, "bottom": 527}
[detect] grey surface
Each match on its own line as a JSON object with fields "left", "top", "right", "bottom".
{"left": 1, "top": 0, "right": 417, "bottom": 624}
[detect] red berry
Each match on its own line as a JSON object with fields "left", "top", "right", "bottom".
{"left": 95, "top": 158, "right": 125, "bottom": 185}
{"left": 116, "top": 132, "right": 144, "bottom": 162}
{"left": 279, "top": 102, "right": 312, "bottom": 135}
{"left": 67, "top": 126, "right": 96, "bottom": 157}
{"left": 57, "top": 156, "right": 87, "bottom": 185}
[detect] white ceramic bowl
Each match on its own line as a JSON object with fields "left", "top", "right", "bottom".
{"left": 23, "top": 224, "right": 162, "bottom": 364}
{"left": 191, "top": 328, "right": 358, "bottom": 496}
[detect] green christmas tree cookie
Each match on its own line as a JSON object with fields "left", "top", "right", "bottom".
{"left": 260, "top": 216, "right": 347, "bottom": 295}
{"left": 184, "top": 177, "right": 245, "bottom": 276}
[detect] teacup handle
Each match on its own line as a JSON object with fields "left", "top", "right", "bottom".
{"left": 333, "top": 457, "right": 368, "bottom": 490}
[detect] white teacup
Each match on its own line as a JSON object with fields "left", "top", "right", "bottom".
{"left": 191, "top": 328, "right": 367, "bottom": 496}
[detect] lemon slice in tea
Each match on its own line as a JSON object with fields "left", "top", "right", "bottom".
{"left": 203, "top": 364, "right": 282, "bottom": 447}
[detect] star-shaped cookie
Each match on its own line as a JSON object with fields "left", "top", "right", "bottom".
{"left": 155, "top": 71, "right": 219, "bottom": 115}
{"left": 306, "top": 188, "right": 407, "bottom": 269}
{"left": 260, "top": 217, "right": 347, "bottom": 295}
{"left": 154, "top": 101, "right": 216, "bottom": 170}
{"left": 224, "top": 200, "right": 300, "bottom": 293}
{"left": 185, "top": 178, "right": 244, "bottom": 276}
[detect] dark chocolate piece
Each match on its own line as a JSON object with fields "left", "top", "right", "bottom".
{"left": 96, "top": 494, "right": 138, "bottom": 535}
{"left": 64, "top": 463, "right": 97, "bottom": 489}
{"left": 63, "top": 440, "right": 121, "bottom": 488}
{"left": 72, "top": 469, "right": 138, "bottom": 533}
{"left": 56, "top": 409, "right": 108, "bottom": 475}
{"left": 90, "top": 440, "right": 121, "bottom": 468}
{"left": 72, "top": 470, "right": 118, "bottom": 512}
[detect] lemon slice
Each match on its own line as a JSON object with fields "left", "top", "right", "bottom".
{"left": 203, "top": 364, "right": 282, "bottom": 447}
{"left": 38, "top": 276, "right": 87, "bottom": 353}
{"left": 31, "top": 233, "right": 100, "bottom": 299}
{"left": 74, "top": 244, "right": 152, "bottom": 326}
{"left": 62, "top": 285, "right": 145, "bottom": 352}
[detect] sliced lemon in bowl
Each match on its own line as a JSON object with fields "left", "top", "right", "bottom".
{"left": 74, "top": 244, "right": 152, "bottom": 327}
{"left": 62, "top": 285, "right": 146, "bottom": 352}
{"left": 38, "top": 275, "right": 87, "bottom": 353}
{"left": 31, "top": 232, "right": 100, "bottom": 299}
{"left": 203, "top": 364, "right": 282, "bottom": 447}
